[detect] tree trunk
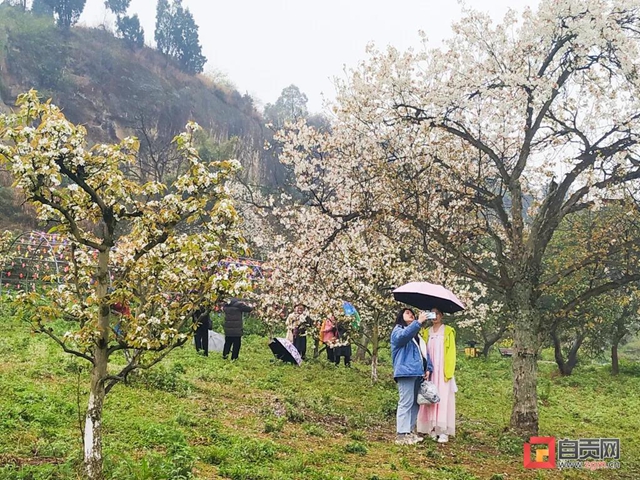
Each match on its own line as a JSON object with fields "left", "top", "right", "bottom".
{"left": 313, "top": 337, "right": 320, "bottom": 359}
{"left": 481, "top": 326, "right": 507, "bottom": 358}
{"left": 509, "top": 284, "right": 539, "bottom": 436}
{"left": 355, "top": 329, "right": 369, "bottom": 362}
{"left": 551, "top": 330, "right": 567, "bottom": 375}
{"left": 611, "top": 324, "right": 627, "bottom": 376}
{"left": 563, "top": 333, "right": 584, "bottom": 376}
{"left": 611, "top": 342, "right": 619, "bottom": 376}
{"left": 84, "top": 249, "right": 110, "bottom": 480}
{"left": 562, "top": 348, "right": 579, "bottom": 376}
{"left": 551, "top": 329, "right": 584, "bottom": 376}
{"left": 371, "top": 318, "right": 379, "bottom": 383}
{"left": 84, "top": 350, "right": 107, "bottom": 480}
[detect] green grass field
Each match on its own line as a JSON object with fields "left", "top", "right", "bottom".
{"left": 0, "top": 301, "right": 638, "bottom": 480}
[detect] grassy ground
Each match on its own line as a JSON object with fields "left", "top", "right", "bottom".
{"left": 0, "top": 303, "right": 638, "bottom": 479}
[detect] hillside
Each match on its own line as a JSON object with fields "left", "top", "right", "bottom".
{"left": 0, "top": 300, "right": 639, "bottom": 479}
{"left": 0, "top": 5, "right": 282, "bottom": 228}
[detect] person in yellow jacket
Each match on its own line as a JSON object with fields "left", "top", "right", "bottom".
{"left": 416, "top": 308, "right": 457, "bottom": 443}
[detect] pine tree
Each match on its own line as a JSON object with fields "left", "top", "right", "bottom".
{"left": 154, "top": 0, "right": 172, "bottom": 56}
{"left": 174, "top": 6, "right": 206, "bottom": 74}
{"left": 154, "top": 0, "right": 206, "bottom": 74}
{"left": 104, "top": 0, "right": 129, "bottom": 17}
{"left": 31, "top": 0, "right": 54, "bottom": 17}
{"left": 105, "top": 0, "right": 144, "bottom": 50}
{"left": 43, "top": 0, "right": 87, "bottom": 28}
{"left": 117, "top": 14, "right": 144, "bottom": 49}
{"left": 264, "top": 85, "right": 309, "bottom": 128}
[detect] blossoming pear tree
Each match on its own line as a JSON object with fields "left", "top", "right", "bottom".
{"left": 261, "top": 212, "right": 419, "bottom": 381}
{"left": 0, "top": 230, "right": 14, "bottom": 266}
{"left": 270, "top": 0, "right": 640, "bottom": 435}
{"left": 249, "top": 121, "right": 420, "bottom": 379}
{"left": 0, "top": 91, "right": 251, "bottom": 480}
{"left": 250, "top": 121, "right": 487, "bottom": 381}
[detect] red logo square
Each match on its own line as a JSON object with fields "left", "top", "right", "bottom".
{"left": 524, "top": 437, "right": 556, "bottom": 469}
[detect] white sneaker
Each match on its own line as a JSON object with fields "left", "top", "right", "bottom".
{"left": 410, "top": 433, "right": 424, "bottom": 443}
{"left": 437, "top": 434, "right": 449, "bottom": 443}
{"left": 395, "top": 433, "right": 414, "bottom": 445}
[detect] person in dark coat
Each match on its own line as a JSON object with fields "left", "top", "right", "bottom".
{"left": 222, "top": 298, "right": 254, "bottom": 360}
{"left": 332, "top": 322, "right": 352, "bottom": 367}
{"left": 285, "top": 303, "right": 312, "bottom": 359}
{"left": 193, "top": 307, "right": 212, "bottom": 356}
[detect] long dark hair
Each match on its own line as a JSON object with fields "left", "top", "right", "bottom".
{"left": 395, "top": 308, "right": 415, "bottom": 327}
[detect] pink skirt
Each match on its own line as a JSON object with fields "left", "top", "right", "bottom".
{"left": 417, "top": 328, "right": 456, "bottom": 436}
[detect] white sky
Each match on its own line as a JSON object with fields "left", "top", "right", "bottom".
{"left": 79, "top": 0, "right": 540, "bottom": 113}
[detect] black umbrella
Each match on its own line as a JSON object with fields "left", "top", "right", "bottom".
{"left": 268, "top": 338, "right": 303, "bottom": 365}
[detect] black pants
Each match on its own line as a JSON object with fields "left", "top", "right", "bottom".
{"left": 326, "top": 347, "right": 335, "bottom": 362}
{"left": 293, "top": 336, "right": 307, "bottom": 359}
{"left": 223, "top": 336, "right": 242, "bottom": 360}
{"left": 335, "top": 353, "right": 351, "bottom": 367}
{"left": 334, "top": 345, "right": 352, "bottom": 367}
{"left": 195, "top": 328, "right": 208, "bottom": 356}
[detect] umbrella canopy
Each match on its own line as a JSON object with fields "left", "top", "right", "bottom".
{"left": 208, "top": 331, "right": 225, "bottom": 352}
{"left": 342, "top": 301, "right": 362, "bottom": 329}
{"left": 393, "top": 281, "right": 465, "bottom": 314}
{"left": 269, "top": 338, "right": 303, "bottom": 365}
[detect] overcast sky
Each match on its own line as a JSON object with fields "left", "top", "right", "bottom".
{"left": 80, "top": 0, "right": 540, "bottom": 113}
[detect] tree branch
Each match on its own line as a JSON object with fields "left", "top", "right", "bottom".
{"left": 31, "top": 193, "right": 104, "bottom": 251}
{"left": 542, "top": 239, "right": 640, "bottom": 288}
{"left": 561, "top": 274, "right": 640, "bottom": 313}
{"left": 104, "top": 336, "right": 189, "bottom": 395}
{"left": 38, "top": 327, "right": 95, "bottom": 364}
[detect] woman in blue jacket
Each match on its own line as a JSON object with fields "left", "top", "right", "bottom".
{"left": 391, "top": 308, "right": 432, "bottom": 445}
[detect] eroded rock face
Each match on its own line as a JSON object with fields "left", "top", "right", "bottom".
{"left": 0, "top": 11, "right": 284, "bottom": 196}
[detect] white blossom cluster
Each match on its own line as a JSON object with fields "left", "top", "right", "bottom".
{"left": 0, "top": 91, "right": 251, "bottom": 358}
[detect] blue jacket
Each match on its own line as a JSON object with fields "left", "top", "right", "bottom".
{"left": 391, "top": 321, "right": 433, "bottom": 379}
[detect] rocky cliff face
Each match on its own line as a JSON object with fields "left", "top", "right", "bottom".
{"left": 0, "top": 6, "right": 286, "bottom": 229}
{"left": 0, "top": 6, "right": 283, "bottom": 188}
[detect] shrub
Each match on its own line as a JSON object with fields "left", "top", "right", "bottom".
{"left": 344, "top": 441, "right": 368, "bottom": 455}
{"left": 263, "top": 416, "right": 285, "bottom": 433}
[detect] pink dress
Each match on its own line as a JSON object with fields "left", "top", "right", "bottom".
{"left": 417, "top": 325, "right": 457, "bottom": 436}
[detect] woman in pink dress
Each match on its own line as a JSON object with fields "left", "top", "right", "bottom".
{"left": 417, "top": 308, "right": 457, "bottom": 443}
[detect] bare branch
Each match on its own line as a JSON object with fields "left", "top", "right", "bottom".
{"left": 104, "top": 337, "right": 189, "bottom": 395}
{"left": 38, "top": 327, "right": 95, "bottom": 364}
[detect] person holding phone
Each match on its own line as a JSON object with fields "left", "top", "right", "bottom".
{"left": 391, "top": 308, "right": 433, "bottom": 445}
{"left": 417, "top": 307, "right": 457, "bottom": 443}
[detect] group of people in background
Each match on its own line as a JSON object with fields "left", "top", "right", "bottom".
{"left": 193, "top": 298, "right": 254, "bottom": 359}
{"left": 193, "top": 298, "right": 456, "bottom": 446}
{"left": 193, "top": 299, "right": 353, "bottom": 365}
{"left": 285, "top": 303, "right": 353, "bottom": 365}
